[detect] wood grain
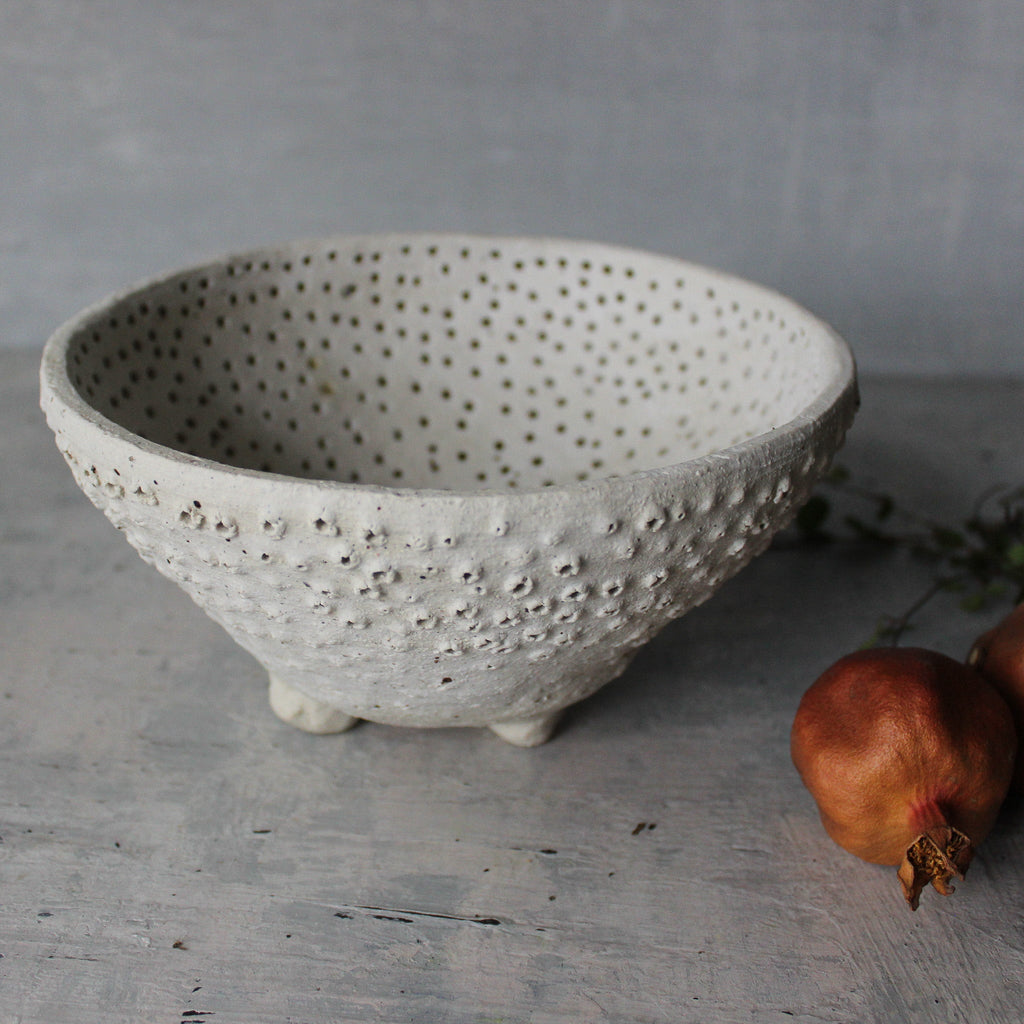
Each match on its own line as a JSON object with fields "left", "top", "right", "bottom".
{"left": 3, "top": 349, "right": 1023, "bottom": 1022}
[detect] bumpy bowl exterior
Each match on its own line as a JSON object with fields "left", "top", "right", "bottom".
{"left": 40, "top": 234, "right": 858, "bottom": 741}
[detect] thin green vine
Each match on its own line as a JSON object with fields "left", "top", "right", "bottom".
{"left": 791, "top": 467, "right": 1024, "bottom": 646}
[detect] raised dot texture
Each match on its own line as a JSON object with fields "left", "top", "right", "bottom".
{"left": 41, "top": 233, "right": 857, "bottom": 739}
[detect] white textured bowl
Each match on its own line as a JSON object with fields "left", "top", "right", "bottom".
{"left": 40, "top": 234, "right": 857, "bottom": 744}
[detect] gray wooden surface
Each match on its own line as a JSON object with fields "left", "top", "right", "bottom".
{"left": 3, "top": 346, "right": 1024, "bottom": 1023}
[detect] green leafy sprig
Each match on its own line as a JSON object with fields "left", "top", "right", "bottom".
{"left": 793, "top": 467, "right": 1024, "bottom": 646}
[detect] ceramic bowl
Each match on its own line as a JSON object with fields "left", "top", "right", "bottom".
{"left": 40, "top": 234, "right": 857, "bottom": 745}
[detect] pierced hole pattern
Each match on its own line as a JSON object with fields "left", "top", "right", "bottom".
{"left": 67, "top": 237, "right": 836, "bottom": 491}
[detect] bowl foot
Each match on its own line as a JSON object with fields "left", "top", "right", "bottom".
{"left": 488, "top": 710, "right": 563, "bottom": 747}
{"left": 268, "top": 674, "right": 360, "bottom": 735}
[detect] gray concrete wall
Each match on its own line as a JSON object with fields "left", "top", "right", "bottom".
{"left": 4, "top": 1, "right": 1022, "bottom": 376}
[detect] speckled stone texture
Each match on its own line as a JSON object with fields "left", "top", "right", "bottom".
{"left": 39, "top": 234, "right": 857, "bottom": 742}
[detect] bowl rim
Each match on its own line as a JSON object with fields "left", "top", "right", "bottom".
{"left": 40, "top": 231, "right": 858, "bottom": 503}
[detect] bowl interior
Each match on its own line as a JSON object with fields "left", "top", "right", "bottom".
{"left": 63, "top": 236, "right": 841, "bottom": 491}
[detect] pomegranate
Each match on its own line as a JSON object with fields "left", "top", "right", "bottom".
{"left": 791, "top": 647, "right": 1016, "bottom": 909}
{"left": 969, "top": 603, "right": 1024, "bottom": 791}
